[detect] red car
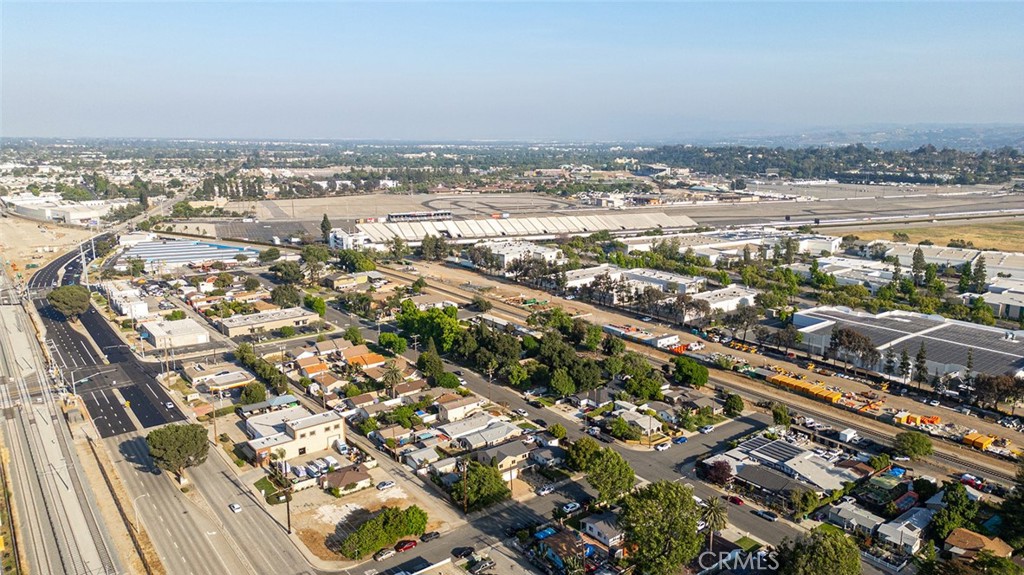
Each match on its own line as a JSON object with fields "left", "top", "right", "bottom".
{"left": 395, "top": 540, "right": 417, "bottom": 553}
{"left": 728, "top": 495, "right": 744, "bottom": 505}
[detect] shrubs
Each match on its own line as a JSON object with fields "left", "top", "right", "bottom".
{"left": 339, "top": 506, "right": 428, "bottom": 559}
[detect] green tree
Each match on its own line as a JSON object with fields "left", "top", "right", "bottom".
{"left": 772, "top": 402, "right": 792, "bottom": 427}
{"left": 471, "top": 295, "right": 493, "bottom": 312}
{"left": 343, "top": 326, "right": 365, "bottom": 345}
{"left": 279, "top": 325, "right": 295, "bottom": 338}
{"left": 239, "top": 381, "right": 267, "bottom": 405}
{"left": 416, "top": 351, "right": 443, "bottom": 380}
{"left": 972, "top": 255, "right": 988, "bottom": 292}
{"left": 566, "top": 437, "right": 600, "bottom": 472}
{"left": 450, "top": 461, "right": 510, "bottom": 511}
{"left": 269, "top": 260, "right": 303, "bottom": 284}
{"left": 377, "top": 332, "right": 407, "bottom": 354}
{"left": 146, "top": 424, "right": 209, "bottom": 479}
{"left": 258, "top": 247, "right": 281, "bottom": 264}
{"left": 776, "top": 528, "right": 860, "bottom": 575}
{"left": 549, "top": 368, "right": 576, "bottom": 398}
{"left": 434, "top": 372, "right": 461, "bottom": 389}
{"left": 899, "top": 348, "right": 912, "bottom": 384}
{"left": 270, "top": 284, "right": 301, "bottom": 307}
{"left": 618, "top": 481, "right": 702, "bottom": 575}
{"left": 724, "top": 394, "right": 744, "bottom": 417}
{"left": 165, "top": 309, "right": 187, "bottom": 321}
{"left": 47, "top": 285, "right": 91, "bottom": 319}
{"left": 672, "top": 356, "right": 709, "bottom": 389}
{"left": 301, "top": 244, "right": 331, "bottom": 285}
{"left": 320, "top": 213, "right": 332, "bottom": 243}
{"left": 911, "top": 247, "right": 926, "bottom": 285}
{"left": 893, "top": 431, "right": 933, "bottom": 460}
{"left": 303, "top": 294, "right": 327, "bottom": 317}
{"left": 587, "top": 448, "right": 635, "bottom": 503}
{"left": 701, "top": 497, "right": 729, "bottom": 553}
{"left": 243, "top": 276, "right": 261, "bottom": 291}
{"left": 602, "top": 335, "right": 625, "bottom": 356}
{"left": 914, "top": 342, "right": 929, "bottom": 388}
{"left": 338, "top": 505, "right": 428, "bottom": 559}
{"left": 931, "top": 482, "right": 978, "bottom": 540}
{"left": 547, "top": 423, "right": 567, "bottom": 439}
{"left": 380, "top": 359, "right": 404, "bottom": 393}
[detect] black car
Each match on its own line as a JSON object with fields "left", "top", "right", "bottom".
{"left": 421, "top": 531, "right": 441, "bottom": 542}
{"left": 453, "top": 546, "right": 475, "bottom": 559}
{"left": 527, "top": 400, "right": 544, "bottom": 408}
{"left": 454, "top": 370, "right": 464, "bottom": 376}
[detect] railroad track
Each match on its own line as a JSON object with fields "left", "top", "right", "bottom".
{"left": 379, "top": 264, "right": 1020, "bottom": 485}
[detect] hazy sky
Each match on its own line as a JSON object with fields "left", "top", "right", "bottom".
{"left": 3, "top": 2, "right": 1023, "bottom": 141}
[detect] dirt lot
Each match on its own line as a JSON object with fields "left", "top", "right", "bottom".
{"left": 292, "top": 469, "right": 452, "bottom": 561}
{"left": 841, "top": 220, "right": 1024, "bottom": 252}
{"left": 0, "top": 216, "right": 93, "bottom": 278}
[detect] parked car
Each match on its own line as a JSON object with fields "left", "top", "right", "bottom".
{"left": 453, "top": 370, "right": 464, "bottom": 376}
{"left": 928, "top": 399, "right": 941, "bottom": 407}
{"left": 452, "top": 547, "right": 475, "bottom": 559}
{"left": 586, "top": 426, "right": 601, "bottom": 436}
{"left": 672, "top": 436, "right": 689, "bottom": 444}
{"left": 528, "top": 400, "right": 544, "bottom": 408}
{"left": 655, "top": 442, "right": 670, "bottom": 452}
{"left": 395, "top": 540, "right": 417, "bottom": 552}
{"left": 374, "top": 548, "right": 396, "bottom": 561}
{"left": 469, "top": 559, "right": 496, "bottom": 574}
{"left": 228, "top": 503, "right": 242, "bottom": 513}
{"left": 641, "top": 316, "right": 653, "bottom": 322}
{"left": 727, "top": 495, "right": 744, "bottom": 505}
{"left": 421, "top": 531, "right": 441, "bottom": 542}
{"left": 699, "top": 425, "right": 715, "bottom": 434}
{"left": 376, "top": 480, "right": 396, "bottom": 491}
{"left": 514, "top": 408, "right": 529, "bottom": 417}
{"left": 522, "top": 435, "right": 536, "bottom": 445}
{"left": 536, "top": 484, "right": 555, "bottom": 496}
{"left": 562, "top": 502, "right": 581, "bottom": 514}
{"left": 754, "top": 510, "right": 778, "bottom": 522}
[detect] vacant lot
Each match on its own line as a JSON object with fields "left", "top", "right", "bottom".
{"left": 0, "top": 216, "right": 93, "bottom": 276}
{"left": 848, "top": 221, "right": 1024, "bottom": 252}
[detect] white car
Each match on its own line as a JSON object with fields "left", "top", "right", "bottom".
{"left": 698, "top": 425, "right": 715, "bottom": 434}
{"left": 641, "top": 316, "right": 653, "bottom": 322}
{"left": 165, "top": 402, "right": 174, "bottom": 409}
{"left": 928, "top": 400, "right": 940, "bottom": 407}
{"left": 586, "top": 426, "right": 601, "bottom": 436}
{"left": 522, "top": 435, "right": 536, "bottom": 445}
{"left": 376, "top": 480, "right": 396, "bottom": 491}
{"left": 655, "top": 442, "right": 670, "bottom": 452}
{"left": 514, "top": 408, "right": 529, "bottom": 417}
{"left": 562, "top": 502, "right": 581, "bottom": 514}
{"left": 228, "top": 503, "right": 242, "bottom": 513}
{"left": 536, "top": 484, "right": 555, "bottom": 496}
{"left": 564, "top": 295, "right": 576, "bottom": 300}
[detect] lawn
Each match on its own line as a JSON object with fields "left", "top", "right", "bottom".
{"left": 518, "top": 422, "right": 539, "bottom": 431}
{"left": 734, "top": 536, "right": 761, "bottom": 552}
{"left": 846, "top": 221, "right": 1024, "bottom": 252}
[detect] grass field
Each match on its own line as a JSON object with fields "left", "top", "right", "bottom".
{"left": 844, "top": 221, "right": 1024, "bottom": 252}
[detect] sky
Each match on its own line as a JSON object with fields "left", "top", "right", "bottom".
{"left": 2, "top": 2, "right": 1023, "bottom": 141}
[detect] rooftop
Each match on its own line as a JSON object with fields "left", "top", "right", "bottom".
{"left": 246, "top": 406, "right": 311, "bottom": 438}
{"left": 219, "top": 306, "right": 319, "bottom": 329}
{"left": 139, "top": 317, "right": 208, "bottom": 338}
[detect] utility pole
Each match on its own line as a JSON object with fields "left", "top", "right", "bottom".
{"left": 410, "top": 334, "right": 420, "bottom": 352}
{"left": 462, "top": 458, "right": 469, "bottom": 513}
{"left": 285, "top": 486, "right": 293, "bottom": 534}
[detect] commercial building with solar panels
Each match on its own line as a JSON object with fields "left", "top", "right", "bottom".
{"left": 119, "top": 238, "right": 261, "bottom": 272}
{"left": 329, "top": 211, "right": 697, "bottom": 251}
{"left": 795, "top": 306, "right": 1024, "bottom": 378}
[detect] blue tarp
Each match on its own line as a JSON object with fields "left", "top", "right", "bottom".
{"left": 535, "top": 527, "right": 557, "bottom": 540}
{"left": 888, "top": 467, "right": 906, "bottom": 477}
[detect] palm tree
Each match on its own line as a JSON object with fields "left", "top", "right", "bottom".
{"left": 381, "top": 359, "right": 404, "bottom": 396}
{"left": 702, "top": 497, "right": 729, "bottom": 553}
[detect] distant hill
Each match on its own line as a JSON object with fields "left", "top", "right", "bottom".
{"left": 682, "top": 125, "right": 1024, "bottom": 152}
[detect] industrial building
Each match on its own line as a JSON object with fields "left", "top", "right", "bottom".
{"left": 559, "top": 264, "right": 704, "bottom": 300}
{"left": 182, "top": 361, "right": 256, "bottom": 393}
{"left": 689, "top": 285, "right": 760, "bottom": 313}
{"left": 0, "top": 192, "right": 134, "bottom": 225}
{"left": 795, "top": 306, "right": 1024, "bottom": 378}
{"left": 101, "top": 280, "right": 150, "bottom": 319}
{"left": 458, "top": 240, "right": 566, "bottom": 274}
{"left": 789, "top": 257, "right": 894, "bottom": 294}
{"left": 218, "top": 307, "right": 320, "bottom": 337}
{"left": 119, "top": 238, "right": 261, "bottom": 272}
{"left": 330, "top": 211, "right": 697, "bottom": 250}
{"left": 138, "top": 318, "right": 211, "bottom": 349}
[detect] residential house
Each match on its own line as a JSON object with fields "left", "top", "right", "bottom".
{"left": 944, "top": 528, "right": 1014, "bottom": 560}
{"left": 619, "top": 411, "right": 661, "bottom": 436}
{"left": 457, "top": 421, "right": 522, "bottom": 450}
{"left": 534, "top": 432, "right": 561, "bottom": 449}
{"left": 581, "top": 512, "right": 624, "bottom": 548}
{"left": 429, "top": 457, "right": 459, "bottom": 476}
{"left": 876, "top": 507, "right": 935, "bottom": 555}
{"left": 531, "top": 446, "right": 566, "bottom": 469}
{"left": 182, "top": 361, "right": 256, "bottom": 393}
{"left": 235, "top": 394, "right": 300, "bottom": 419}
{"left": 390, "top": 379, "right": 430, "bottom": 399}
{"left": 571, "top": 386, "right": 616, "bottom": 409}
{"left": 645, "top": 401, "right": 678, "bottom": 424}
{"left": 406, "top": 293, "right": 458, "bottom": 311}
{"left": 437, "top": 394, "right": 485, "bottom": 423}
{"left": 403, "top": 446, "right": 442, "bottom": 470}
{"left": 682, "top": 395, "right": 723, "bottom": 415}
{"left": 298, "top": 358, "right": 329, "bottom": 379}
{"left": 358, "top": 398, "right": 405, "bottom": 421}
{"left": 474, "top": 441, "right": 533, "bottom": 480}
{"left": 535, "top": 530, "right": 596, "bottom": 572}
{"left": 371, "top": 424, "right": 415, "bottom": 447}
{"left": 314, "top": 337, "right": 352, "bottom": 358}
{"left": 827, "top": 499, "right": 885, "bottom": 535}
{"left": 288, "top": 345, "right": 317, "bottom": 362}
{"left": 925, "top": 486, "right": 986, "bottom": 511}
{"left": 318, "top": 464, "right": 372, "bottom": 495}
{"left": 312, "top": 372, "right": 345, "bottom": 394}
{"left": 435, "top": 413, "right": 493, "bottom": 440}
{"left": 346, "top": 392, "right": 377, "bottom": 410}
{"left": 242, "top": 409, "right": 345, "bottom": 462}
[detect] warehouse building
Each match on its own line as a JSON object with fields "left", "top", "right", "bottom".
{"left": 139, "top": 318, "right": 211, "bottom": 348}
{"left": 218, "top": 307, "right": 319, "bottom": 337}
{"left": 119, "top": 238, "right": 261, "bottom": 273}
{"left": 330, "top": 212, "right": 697, "bottom": 250}
{"left": 795, "top": 306, "right": 1024, "bottom": 378}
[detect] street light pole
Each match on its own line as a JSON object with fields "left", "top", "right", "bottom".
{"left": 132, "top": 493, "right": 150, "bottom": 533}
